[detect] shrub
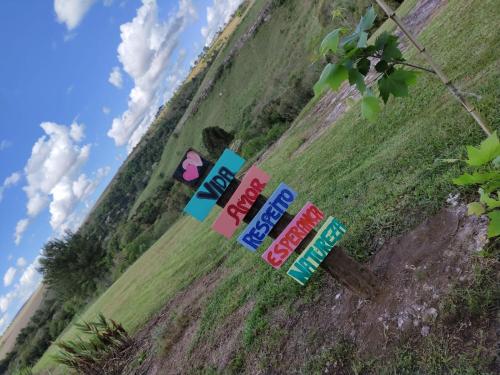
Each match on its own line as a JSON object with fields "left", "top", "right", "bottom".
{"left": 202, "top": 126, "right": 235, "bottom": 157}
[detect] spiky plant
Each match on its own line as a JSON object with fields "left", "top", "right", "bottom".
{"left": 53, "top": 314, "right": 133, "bottom": 375}
{"left": 14, "top": 367, "right": 33, "bottom": 375}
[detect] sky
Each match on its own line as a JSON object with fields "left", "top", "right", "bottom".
{"left": 0, "top": 0, "right": 243, "bottom": 335}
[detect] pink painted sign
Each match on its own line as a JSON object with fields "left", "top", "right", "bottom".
{"left": 212, "top": 165, "right": 270, "bottom": 238}
{"left": 261, "top": 202, "right": 324, "bottom": 269}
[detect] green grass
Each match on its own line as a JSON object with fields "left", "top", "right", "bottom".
{"left": 440, "top": 258, "right": 499, "bottom": 323}
{"left": 34, "top": 0, "right": 500, "bottom": 373}
{"left": 302, "top": 333, "right": 494, "bottom": 375}
{"left": 33, "top": 217, "right": 232, "bottom": 373}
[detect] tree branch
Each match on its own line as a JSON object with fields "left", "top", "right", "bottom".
{"left": 394, "top": 61, "right": 436, "bottom": 74}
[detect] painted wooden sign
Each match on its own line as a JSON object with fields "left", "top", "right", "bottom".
{"left": 173, "top": 149, "right": 212, "bottom": 188}
{"left": 175, "top": 148, "right": 354, "bottom": 289}
{"left": 238, "top": 183, "right": 297, "bottom": 251}
{"left": 287, "top": 217, "right": 346, "bottom": 285}
{"left": 262, "top": 202, "right": 324, "bottom": 269}
{"left": 212, "top": 165, "right": 270, "bottom": 238}
{"left": 184, "top": 149, "right": 245, "bottom": 221}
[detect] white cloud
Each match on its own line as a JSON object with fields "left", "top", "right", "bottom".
{"left": 201, "top": 0, "right": 243, "bottom": 45}
{"left": 64, "top": 32, "right": 78, "bottom": 42}
{"left": 22, "top": 122, "right": 90, "bottom": 219}
{"left": 0, "top": 171, "right": 22, "bottom": 203}
{"left": 70, "top": 122, "right": 85, "bottom": 141}
{"left": 0, "top": 297, "right": 9, "bottom": 313}
{"left": 14, "top": 219, "right": 29, "bottom": 246}
{"left": 3, "top": 267, "right": 16, "bottom": 287}
{"left": 107, "top": 0, "right": 197, "bottom": 151}
{"left": 108, "top": 66, "right": 123, "bottom": 88}
{"left": 0, "top": 140, "right": 12, "bottom": 151}
{"left": 16, "top": 257, "right": 27, "bottom": 268}
{"left": 19, "top": 260, "right": 40, "bottom": 289}
{"left": 4, "top": 172, "right": 21, "bottom": 187}
{"left": 97, "top": 166, "right": 112, "bottom": 178}
{"left": 15, "top": 122, "right": 109, "bottom": 243}
{"left": 54, "top": 0, "right": 96, "bottom": 30}
{"left": 102, "top": 106, "right": 111, "bottom": 114}
{"left": 0, "top": 258, "right": 42, "bottom": 335}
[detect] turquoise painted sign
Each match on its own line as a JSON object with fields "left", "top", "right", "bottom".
{"left": 184, "top": 149, "right": 245, "bottom": 221}
{"left": 238, "top": 183, "right": 297, "bottom": 251}
{"left": 287, "top": 217, "right": 346, "bottom": 285}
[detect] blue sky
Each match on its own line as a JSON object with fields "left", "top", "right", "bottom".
{"left": 0, "top": 0, "right": 243, "bottom": 334}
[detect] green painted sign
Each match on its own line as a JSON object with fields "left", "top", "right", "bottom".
{"left": 287, "top": 217, "right": 346, "bottom": 285}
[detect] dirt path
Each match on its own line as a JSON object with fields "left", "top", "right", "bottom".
{"left": 259, "top": 0, "right": 448, "bottom": 162}
{"left": 241, "top": 204, "right": 496, "bottom": 374}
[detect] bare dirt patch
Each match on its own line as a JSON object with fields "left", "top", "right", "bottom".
{"left": 239, "top": 204, "right": 496, "bottom": 374}
{"left": 116, "top": 265, "right": 228, "bottom": 375}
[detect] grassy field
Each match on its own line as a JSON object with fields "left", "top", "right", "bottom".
{"left": 34, "top": 0, "right": 499, "bottom": 373}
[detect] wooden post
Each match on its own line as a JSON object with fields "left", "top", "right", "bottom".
{"left": 175, "top": 154, "right": 379, "bottom": 299}
{"left": 373, "top": 0, "right": 492, "bottom": 136}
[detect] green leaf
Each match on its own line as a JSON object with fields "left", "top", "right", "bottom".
{"left": 357, "top": 31, "right": 368, "bottom": 48}
{"left": 483, "top": 179, "right": 500, "bottom": 193}
{"left": 381, "top": 34, "right": 403, "bottom": 61}
{"left": 465, "top": 131, "right": 500, "bottom": 167}
{"left": 375, "top": 31, "right": 390, "bottom": 50}
{"left": 341, "top": 33, "right": 360, "bottom": 51}
{"left": 314, "top": 63, "right": 334, "bottom": 96}
{"left": 313, "top": 63, "right": 349, "bottom": 96}
{"left": 479, "top": 188, "right": 500, "bottom": 209}
{"left": 378, "top": 69, "right": 418, "bottom": 103}
{"left": 320, "top": 29, "right": 341, "bottom": 55}
{"left": 327, "top": 64, "right": 349, "bottom": 91}
{"left": 361, "top": 94, "right": 380, "bottom": 122}
{"left": 344, "top": 58, "right": 354, "bottom": 70}
{"left": 492, "top": 156, "right": 500, "bottom": 168}
{"left": 357, "top": 6, "right": 376, "bottom": 32}
{"left": 342, "top": 7, "right": 376, "bottom": 50}
{"left": 452, "top": 171, "right": 500, "bottom": 186}
{"left": 486, "top": 210, "right": 500, "bottom": 238}
{"left": 348, "top": 68, "right": 366, "bottom": 93}
{"left": 467, "top": 202, "right": 485, "bottom": 216}
{"left": 375, "top": 60, "right": 389, "bottom": 73}
{"left": 357, "top": 58, "right": 370, "bottom": 75}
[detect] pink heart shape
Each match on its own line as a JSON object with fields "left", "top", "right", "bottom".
{"left": 183, "top": 163, "right": 199, "bottom": 181}
{"left": 186, "top": 151, "right": 202, "bottom": 166}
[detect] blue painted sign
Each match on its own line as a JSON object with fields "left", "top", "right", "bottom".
{"left": 184, "top": 149, "right": 245, "bottom": 221}
{"left": 287, "top": 217, "right": 347, "bottom": 285}
{"left": 238, "top": 183, "right": 297, "bottom": 251}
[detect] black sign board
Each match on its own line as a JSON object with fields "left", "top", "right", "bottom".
{"left": 172, "top": 149, "right": 212, "bottom": 189}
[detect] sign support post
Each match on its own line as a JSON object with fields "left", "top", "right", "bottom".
{"left": 373, "top": 0, "right": 492, "bottom": 136}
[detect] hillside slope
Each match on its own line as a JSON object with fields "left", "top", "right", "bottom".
{"left": 34, "top": 0, "right": 499, "bottom": 373}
